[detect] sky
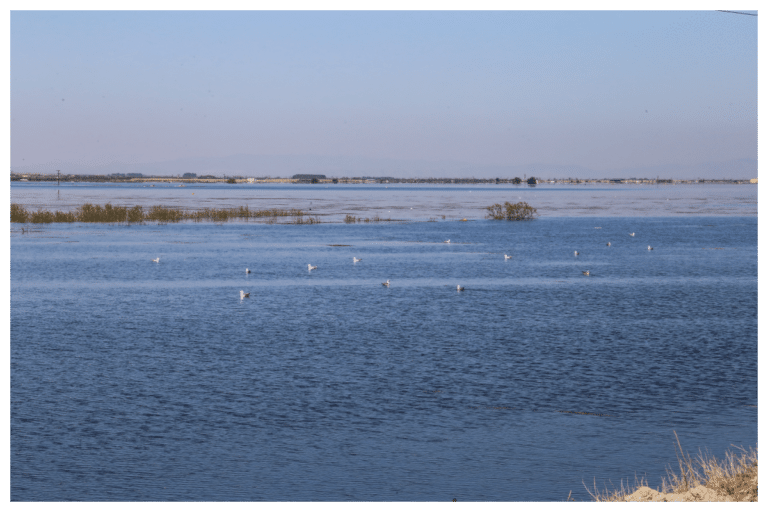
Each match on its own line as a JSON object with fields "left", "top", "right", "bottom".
{"left": 9, "top": 8, "right": 759, "bottom": 179}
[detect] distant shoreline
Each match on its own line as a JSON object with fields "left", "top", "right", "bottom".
{"left": 9, "top": 174, "right": 757, "bottom": 185}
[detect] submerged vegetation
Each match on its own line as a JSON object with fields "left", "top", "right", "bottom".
{"left": 343, "top": 213, "right": 399, "bottom": 223}
{"left": 584, "top": 433, "right": 757, "bottom": 502}
{"left": 11, "top": 203, "right": 313, "bottom": 224}
{"left": 486, "top": 201, "right": 538, "bottom": 221}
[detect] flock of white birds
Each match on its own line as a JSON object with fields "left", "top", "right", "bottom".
{"left": 151, "top": 231, "right": 654, "bottom": 299}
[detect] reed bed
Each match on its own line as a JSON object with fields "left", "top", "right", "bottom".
{"left": 288, "top": 213, "right": 322, "bottom": 224}
{"left": 585, "top": 433, "right": 757, "bottom": 502}
{"left": 343, "top": 213, "right": 398, "bottom": 223}
{"left": 486, "top": 201, "right": 538, "bottom": 221}
{"left": 11, "top": 203, "right": 310, "bottom": 224}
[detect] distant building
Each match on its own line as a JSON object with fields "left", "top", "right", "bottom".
{"left": 183, "top": 173, "right": 197, "bottom": 178}
{"left": 126, "top": 173, "right": 143, "bottom": 178}
{"left": 750, "top": 178, "right": 758, "bottom": 184}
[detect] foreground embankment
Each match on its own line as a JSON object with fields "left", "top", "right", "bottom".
{"left": 584, "top": 437, "right": 757, "bottom": 502}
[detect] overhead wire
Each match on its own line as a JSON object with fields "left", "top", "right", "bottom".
{"left": 716, "top": 10, "right": 757, "bottom": 16}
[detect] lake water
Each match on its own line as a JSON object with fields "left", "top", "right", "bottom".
{"left": 10, "top": 183, "right": 758, "bottom": 501}
{"left": 10, "top": 181, "right": 758, "bottom": 220}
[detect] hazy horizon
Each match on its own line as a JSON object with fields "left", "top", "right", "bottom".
{"left": 11, "top": 10, "right": 757, "bottom": 179}
{"left": 9, "top": 153, "right": 757, "bottom": 180}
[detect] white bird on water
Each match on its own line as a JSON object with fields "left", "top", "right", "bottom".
{"left": 353, "top": 257, "right": 362, "bottom": 263}
{"left": 443, "top": 239, "right": 451, "bottom": 244}
{"left": 504, "top": 254, "right": 512, "bottom": 260}
{"left": 606, "top": 242, "right": 611, "bottom": 247}
{"left": 648, "top": 246, "right": 654, "bottom": 251}
{"left": 152, "top": 257, "right": 160, "bottom": 263}
{"left": 629, "top": 232, "right": 635, "bottom": 237}
{"left": 457, "top": 285, "right": 464, "bottom": 291}
{"left": 308, "top": 264, "right": 317, "bottom": 270}
{"left": 382, "top": 280, "right": 390, "bottom": 287}
{"left": 574, "top": 251, "right": 579, "bottom": 256}
{"left": 582, "top": 270, "right": 590, "bottom": 276}
{"left": 246, "top": 268, "right": 251, "bottom": 274}
{"left": 240, "top": 290, "right": 250, "bottom": 299}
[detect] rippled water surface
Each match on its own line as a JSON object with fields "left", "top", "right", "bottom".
{"left": 11, "top": 211, "right": 757, "bottom": 501}
{"left": 11, "top": 181, "right": 758, "bottom": 219}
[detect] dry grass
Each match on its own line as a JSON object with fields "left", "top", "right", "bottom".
{"left": 11, "top": 203, "right": 310, "bottom": 224}
{"left": 585, "top": 476, "right": 651, "bottom": 502}
{"left": 660, "top": 432, "right": 758, "bottom": 501}
{"left": 584, "top": 432, "right": 757, "bottom": 502}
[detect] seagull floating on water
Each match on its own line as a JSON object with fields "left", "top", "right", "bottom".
{"left": 246, "top": 268, "right": 251, "bottom": 274}
{"left": 240, "top": 290, "right": 250, "bottom": 299}
{"left": 443, "top": 239, "right": 451, "bottom": 244}
{"left": 574, "top": 251, "right": 579, "bottom": 256}
{"left": 308, "top": 264, "right": 317, "bottom": 270}
{"left": 457, "top": 285, "right": 464, "bottom": 291}
{"left": 353, "top": 257, "right": 362, "bottom": 263}
{"left": 382, "top": 280, "right": 390, "bottom": 287}
{"left": 629, "top": 233, "right": 635, "bottom": 237}
{"left": 648, "top": 246, "right": 654, "bottom": 251}
{"left": 582, "top": 270, "right": 590, "bottom": 276}
{"left": 606, "top": 242, "right": 611, "bottom": 246}
{"left": 152, "top": 257, "right": 160, "bottom": 263}
{"left": 504, "top": 254, "right": 512, "bottom": 260}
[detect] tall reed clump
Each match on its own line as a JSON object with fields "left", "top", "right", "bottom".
{"left": 486, "top": 201, "right": 537, "bottom": 221}
{"left": 145, "top": 206, "right": 184, "bottom": 223}
{"left": 29, "top": 210, "right": 76, "bottom": 223}
{"left": 127, "top": 206, "right": 144, "bottom": 223}
{"left": 11, "top": 204, "right": 29, "bottom": 223}
{"left": 76, "top": 203, "right": 129, "bottom": 222}
{"left": 30, "top": 210, "right": 55, "bottom": 223}
{"left": 186, "top": 206, "right": 305, "bottom": 222}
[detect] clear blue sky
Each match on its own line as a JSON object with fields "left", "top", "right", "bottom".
{"left": 10, "top": 10, "right": 757, "bottom": 177}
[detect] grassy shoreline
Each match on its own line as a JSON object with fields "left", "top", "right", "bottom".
{"left": 584, "top": 435, "right": 757, "bottom": 502}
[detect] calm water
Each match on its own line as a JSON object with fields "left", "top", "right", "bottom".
{"left": 11, "top": 211, "right": 757, "bottom": 501}
{"left": 10, "top": 181, "right": 758, "bottom": 220}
